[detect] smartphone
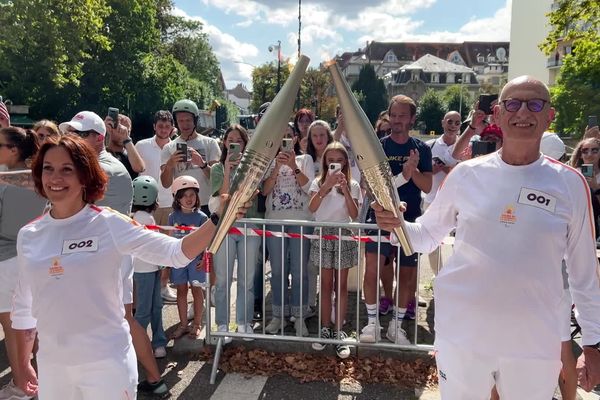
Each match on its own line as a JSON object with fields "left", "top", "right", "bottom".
{"left": 589, "top": 115, "right": 598, "bottom": 128}
{"left": 471, "top": 140, "right": 496, "bottom": 157}
{"left": 107, "top": 107, "right": 119, "bottom": 129}
{"left": 176, "top": 142, "right": 188, "bottom": 162}
{"left": 478, "top": 94, "right": 498, "bottom": 115}
{"left": 281, "top": 138, "right": 293, "bottom": 152}
{"left": 582, "top": 164, "right": 594, "bottom": 178}
{"left": 228, "top": 142, "right": 241, "bottom": 160}
{"left": 432, "top": 157, "right": 445, "bottom": 166}
{"left": 329, "top": 163, "right": 342, "bottom": 174}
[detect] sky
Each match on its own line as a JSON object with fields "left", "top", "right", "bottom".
{"left": 173, "top": 0, "right": 513, "bottom": 90}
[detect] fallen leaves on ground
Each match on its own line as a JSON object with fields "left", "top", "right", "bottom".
{"left": 198, "top": 346, "right": 437, "bottom": 388}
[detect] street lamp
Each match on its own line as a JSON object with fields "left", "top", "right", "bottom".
{"left": 269, "top": 40, "right": 282, "bottom": 93}
{"left": 457, "top": 76, "right": 464, "bottom": 117}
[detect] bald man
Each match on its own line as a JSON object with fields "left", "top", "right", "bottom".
{"left": 374, "top": 76, "right": 600, "bottom": 398}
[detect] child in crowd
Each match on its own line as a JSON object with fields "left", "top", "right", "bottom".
{"left": 131, "top": 175, "right": 168, "bottom": 358}
{"left": 308, "top": 142, "right": 360, "bottom": 359}
{"left": 169, "top": 175, "right": 207, "bottom": 339}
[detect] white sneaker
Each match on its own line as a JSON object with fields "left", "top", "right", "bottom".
{"left": 294, "top": 318, "right": 309, "bottom": 337}
{"left": 359, "top": 323, "right": 382, "bottom": 343}
{"left": 161, "top": 286, "right": 177, "bottom": 302}
{"left": 217, "top": 324, "right": 232, "bottom": 344}
{"left": 265, "top": 318, "right": 285, "bottom": 334}
{"left": 386, "top": 320, "right": 411, "bottom": 345}
{"left": 335, "top": 330, "right": 352, "bottom": 359}
{"left": 238, "top": 323, "right": 254, "bottom": 341}
{"left": 154, "top": 346, "right": 167, "bottom": 358}
{"left": 187, "top": 304, "right": 194, "bottom": 320}
{"left": 312, "top": 326, "right": 333, "bottom": 351}
{"left": 0, "top": 380, "right": 32, "bottom": 400}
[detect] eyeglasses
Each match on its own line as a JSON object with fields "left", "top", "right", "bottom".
{"left": 581, "top": 148, "right": 600, "bottom": 155}
{"left": 445, "top": 120, "right": 461, "bottom": 126}
{"left": 376, "top": 129, "right": 391, "bottom": 136}
{"left": 501, "top": 98, "right": 548, "bottom": 113}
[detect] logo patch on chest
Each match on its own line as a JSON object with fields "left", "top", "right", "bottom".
{"left": 49, "top": 258, "right": 64, "bottom": 279}
{"left": 62, "top": 237, "right": 99, "bottom": 254}
{"left": 499, "top": 205, "right": 517, "bottom": 225}
{"left": 517, "top": 188, "right": 556, "bottom": 213}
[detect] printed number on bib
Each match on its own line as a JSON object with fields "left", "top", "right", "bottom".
{"left": 62, "top": 237, "right": 99, "bottom": 254}
{"left": 518, "top": 188, "right": 556, "bottom": 213}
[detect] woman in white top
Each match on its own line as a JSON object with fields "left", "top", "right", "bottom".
{"left": 569, "top": 137, "right": 600, "bottom": 238}
{"left": 12, "top": 135, "right": 248, "bottom": 399}
{"left": 262, "top": 126, "right": 315, "bottom": 337}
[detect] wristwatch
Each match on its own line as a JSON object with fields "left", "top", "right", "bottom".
{"left": 122, "top": 138, "right": 132, "bottom": 146}
{"left": 200, "top": 163, "right": 208, "bottom": 169}
{"left": 294, "top": 168, "right": 301, "bottom": 175}
{"left": 209, "top": 213, "right": 220, "bottom": 226}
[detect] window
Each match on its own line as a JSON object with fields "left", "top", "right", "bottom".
{"left": 477, "top": 53, "right": 484, "bottom": 63}
{"left": 431, "top": 73, "right": 439, "bottom": 83}
{"left": 385, "top": 51, "right": 396, "bottom": 63}
{"left": 447, "top": 73, "right": 455, "bottom": 83}
{"left": 463, "top": 74, "right": 471, "bottom": 84}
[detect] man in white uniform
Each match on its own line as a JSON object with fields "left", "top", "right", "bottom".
{"left": 373, "top": 76, "right": 600, "bottom": 398}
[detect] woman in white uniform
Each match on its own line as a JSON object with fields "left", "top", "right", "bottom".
{"left": 11, "top": 135, "right": 248, "bottom": 399}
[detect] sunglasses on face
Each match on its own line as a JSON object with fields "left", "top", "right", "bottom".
{"left": 445, "top": 120, "right": 461, "bottom": 126}
{"left": 74, "top": 130, "right": 97, "bottom": 138}
{"left": 0, "top": 143, "right": 15, "bottom": 149}
{"left": 501, "top": 98, "right": 548, "bottom": 113}
{"left": 581, "top": 148, "right": 600, "bottom": 155}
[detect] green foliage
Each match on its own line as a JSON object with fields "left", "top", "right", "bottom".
{"left": 541, "top": 0, "right": 600, "bottom": 54}
{"left": 250, "top": 62, "right": 291, "bottom": 112}
{"left": 550, "top": 40, "right": 600, "bottom": 136}
{"left": 442, "top": 85, "right": 473, "bottom": 122}
{"left": 351, "top": 64, "right": 388, "bottom": 125}
{"left": 0, "top": 0, "right": 224, "bottom": 127}
{"left": 416, "top": 89, "right": 446, "bottom": 134}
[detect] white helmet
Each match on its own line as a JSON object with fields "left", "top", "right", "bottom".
{"left": 171, "top": 175, "right": 200, "bottom": 196}
{"left": 540, "top": 132, "right": 565, "bottom": 160}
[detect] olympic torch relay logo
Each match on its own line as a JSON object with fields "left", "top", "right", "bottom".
{"left": 49, "top": 258, "right": 64, "bottom": 278}
{"left": 499, "top": 205, "right": 517, "bottom": 225}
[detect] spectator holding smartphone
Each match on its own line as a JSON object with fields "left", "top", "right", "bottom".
{"left": 569, "top": 137, "right": 600, "bottom": 237}
{"left": 210, "top": 125, "right": 261, "bottom": 340}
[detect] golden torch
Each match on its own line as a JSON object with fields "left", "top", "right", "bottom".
{"left": 326, "top": 61, "right": 414, "bottom": 255}
{"left": 206, "top": 55, "right": 311, "bottom": 258}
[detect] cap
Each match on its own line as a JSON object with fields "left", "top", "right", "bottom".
{"left": 59, "top": 111, "right": 106, "bottom": 136}
{"left": 258, "top": 102, "right": 271, "bottom": 117}
{"left": 540, "top": 132, "right": 566, "bottom": 160}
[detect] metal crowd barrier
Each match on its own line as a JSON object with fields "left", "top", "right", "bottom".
{"left": 204, "top": 218, "right": 438, "bottom": 384}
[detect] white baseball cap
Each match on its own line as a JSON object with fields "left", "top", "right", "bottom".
{"left": 540, "top": 132, "right": 566, "bottom": 160}
{"left": 59, "top": 111, "right": 106, "bottom": 136}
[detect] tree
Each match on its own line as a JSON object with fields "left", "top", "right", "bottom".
{"left": 541, "top": 0, "right": 600, "bottom": 136}
{"left": 550, "top": 40, "right": 600, "bottom": 135}
{"left": 442, "top": 85, "right": 474, "bottom": 122}
{"left": 351, "top": 64, "right": 388, "bottom": 125}
{"left": 298, "top": 67, "right": 332, "bottom": 120}
{"left": 250, "top": 62, "right": 291, "bottom": 113}
{"left": 416, "top": 89, "right": 446, "bottom": 135}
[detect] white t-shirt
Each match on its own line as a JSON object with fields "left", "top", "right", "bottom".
{"left": 160, "top": 135, "right": 221, "bottom": 206}
{"left": 399, "top": 152, "right": 600, "bottom": 360}
{"left": 264, "top": 154, "right": 315, "bottom": 220}
{"left": 309, "top": 178, "right": 360, "bottom": 223}
{"left": 131, "top": 210, "right": 160, "bottom": 273}
{"left": 424, "top": 136, "right": 457, "bottom": 204}
{"left": 135, "top": 136, "right": 172, "bottom": 208}
{"left": 12, "top": 205, "right": 192, "bottom": 365}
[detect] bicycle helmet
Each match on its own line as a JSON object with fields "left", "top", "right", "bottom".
{"left": 171, "top": 175, "right": 200, "bottom": 196}
{"left": 132, "top": 175, "right": 159, "bottom": 206}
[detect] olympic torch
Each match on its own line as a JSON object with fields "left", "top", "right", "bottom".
{"left": 326, "top": 61, "right": 414, "bottom": 255}
{"left": 206, "top": 55, "right": 311, "bottom": 258}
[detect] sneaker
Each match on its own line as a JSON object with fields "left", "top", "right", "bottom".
{"left": 403, "top": 300, "right": 416, "bottom": 320}
{"left": 265, "top": 318, "right": 285, "bottom": 334}
{"left": 359, "top": 323, "right": 382, "bottom": 343}
{"left": 386, "top": 320, "right": 411, "bottom": 345}
{"left": 253, "top": 310, "right": 263, "bottom": 322}
{"left": 217, "top": 324, "right": 233, "bottom": 344}
{"left": 154, "top": 346, "right": 167, "bottom": 359}
{"left": 418, "top": 296, "right": 427, "bottom": 307}
{"left": 335, "top": 330, "right": 351, "bottom": 359}
{"left": 312, "top": 326, "right": 332, "bottom": 351}
{"left": 161, "top": 286, "right": 177, "bottom": 302}
{"left": 187, "top": 304, "right": 194, "bottom": 320}
{"left": 294, "top": 318, "right": 309, "bottom": 337}
{"left": 238, "top": 323, "right": 254, "bottom": 341}
{"left": 379, "top": 297, "right": 393, "bottom": 315}
{"left": 137, "top": 379, "right": 170, "bottom": 398}
{"left": 0, "top": 380, "right": 32, "bottom": 400}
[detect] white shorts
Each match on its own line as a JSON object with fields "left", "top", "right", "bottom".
{"left": 0, "top": 257, "right": 19, "bottom": 313}
{"left": 559, "top": 289, "right": 573, "bottom": 342}
{"left": 37, "top": 345, "right": 137, "bottom": 400}
{"left": 435, "top": 338, "right": 561, "bottom": 400}
{"left": 121, "top": 256, "right": 134, "bottom": 305}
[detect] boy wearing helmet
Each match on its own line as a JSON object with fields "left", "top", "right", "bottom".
{"left": 168, "top": 176, "right": 208, "bottom": 339}
{"left": 160, "top": 99, "right": 221, "bottom": 215}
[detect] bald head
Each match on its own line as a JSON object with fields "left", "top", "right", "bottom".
{"left": 441, "top": 110, "right": 461, "bottom": 138}
{"left": 444, "top": 111, "right": 460, "bottom": 120}
{"left": 500, "top": 75, "right": 551, "bottom": 102}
